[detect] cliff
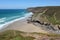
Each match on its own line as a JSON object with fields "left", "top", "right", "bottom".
{"left": 27, "top": 6, "right": 60, "bottom": 25}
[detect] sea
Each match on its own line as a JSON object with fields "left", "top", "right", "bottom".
{"left": 0, "top": 9, "right": 33, "bottom": 30}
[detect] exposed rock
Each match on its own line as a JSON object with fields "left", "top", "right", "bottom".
{"left": 58, "top": 25, "right": 60, "bottom": 30}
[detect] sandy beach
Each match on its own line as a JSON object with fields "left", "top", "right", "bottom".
{"left": 1, "top": 17, "right": 48, "bottom": 33}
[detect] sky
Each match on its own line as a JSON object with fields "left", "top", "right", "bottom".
{"left": 0, "top": 0, "right": 60, "bottom": 9}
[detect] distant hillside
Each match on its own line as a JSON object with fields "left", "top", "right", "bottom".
{"left": 27, "top": 6, "right": 60, "bottom": 25}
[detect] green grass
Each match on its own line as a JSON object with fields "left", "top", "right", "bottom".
{"left": 46, "top": 15, "right": 60, "bottom": 25}
{"left": 46, "top": 16, "right": 56, "bottom": 25}
{"left": 0, "top": 30, "right": 35, "bottom": 40}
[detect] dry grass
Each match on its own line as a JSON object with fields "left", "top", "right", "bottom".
{"left": 0, "top": 30, "right": 35, "bottom": 40}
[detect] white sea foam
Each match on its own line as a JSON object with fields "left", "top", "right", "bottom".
{"left": 0, "top": 12, "right": 33, "bottom": 30}
{"left": 0, "top": 17, "right": 6, "bottom": 23}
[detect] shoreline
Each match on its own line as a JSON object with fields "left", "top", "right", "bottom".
{"left": 0, "top": 12, "right": 33, "bottom": 30}
{"left": 0, "top": 12, "right": 60, "bottom": 34}
{"left": 3, "top": 18, "right": 48, "bottom": 33}
{"left": 0, "top": 13, "right": 48, "bottom": 33}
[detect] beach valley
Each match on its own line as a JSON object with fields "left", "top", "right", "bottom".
{"left": 0, "top": 6, "right": 60, "bottom": 40}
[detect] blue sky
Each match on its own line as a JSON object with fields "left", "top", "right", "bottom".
{"left": 0, "top": 0, "right": 60, "bottom": 9}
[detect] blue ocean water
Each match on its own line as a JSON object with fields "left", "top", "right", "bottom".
{"left": 0, "top": 9, "right": 33, "bottom": 30}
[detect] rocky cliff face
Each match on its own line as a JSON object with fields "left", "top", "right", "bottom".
{"left": 27, "top": 6, "right": 60, "bottom": 33}
{"left": 27, "top": 6, "right": 60, "bottom": 25}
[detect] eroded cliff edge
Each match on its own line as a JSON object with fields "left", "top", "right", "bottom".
{"left": 27, "top": 6, "right": 60, "bottom": 34}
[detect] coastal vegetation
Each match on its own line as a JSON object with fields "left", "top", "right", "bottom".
{"left": 0, "top": 30, "right": 60, "bottom": 40}
{"left": 0, "top": 30, "right": 35, "bottom": 40}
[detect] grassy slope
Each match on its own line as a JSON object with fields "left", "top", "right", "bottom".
{"left": 44, "top": 7, "right": 60, "bottom": 25}
{"left": 1, "top": 30, "right": 60, "bottom": 40}
{"left": 0, "top": 30, "right": 34, "bottom": 40}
